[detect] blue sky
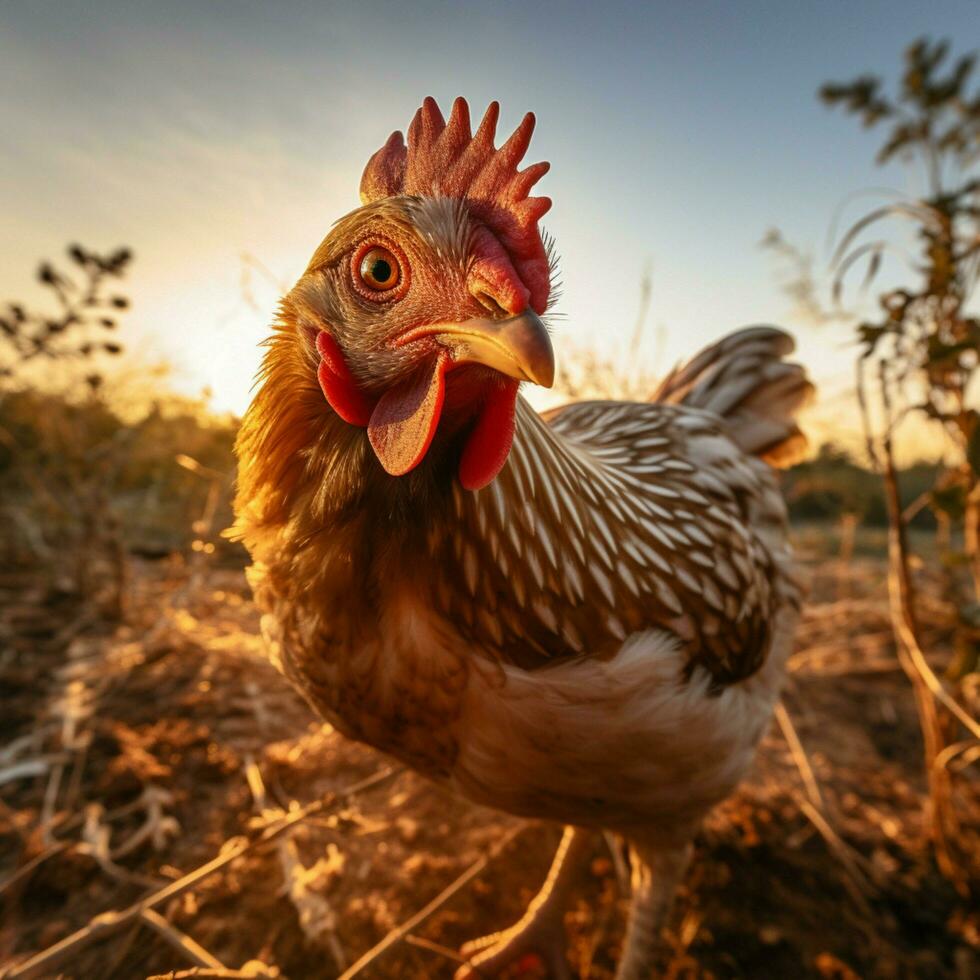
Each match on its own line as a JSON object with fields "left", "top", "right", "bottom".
{"left": 2, "top": 0, "right": 977, "bottom": 446}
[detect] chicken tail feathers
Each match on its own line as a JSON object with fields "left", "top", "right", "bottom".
{"left": 651, "top": 326, "right": 814, "bottom": 468}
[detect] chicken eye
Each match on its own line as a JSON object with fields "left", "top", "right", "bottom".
{"left": 358, "top": 247, "right": 400, "bottom": 292}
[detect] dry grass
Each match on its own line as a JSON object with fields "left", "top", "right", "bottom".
{"left": 0, "top": 541, "right": 978, "bottom": 979}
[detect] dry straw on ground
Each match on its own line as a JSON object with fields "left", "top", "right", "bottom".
{"left": 1, "top": 538, "right": 977, "bottom": 979}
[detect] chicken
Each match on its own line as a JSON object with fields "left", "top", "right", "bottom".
{"left": 232, "top": 96, "right": 812, "bottom": 979}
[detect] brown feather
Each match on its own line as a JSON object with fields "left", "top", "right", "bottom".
{"left": 651, "top": 325, "right": 814, "bottom": 468}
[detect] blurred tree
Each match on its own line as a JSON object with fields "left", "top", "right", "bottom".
{"left": 822, "top": 38, "right": 980, "bottom": 603}
{"left": 759, "top": 228, "right": 840, "bottom": 327}
{"left": 0, "top": 245, "right": 242, "bottom": 617}
{"left": 0, "top": 245, "right": 135, "bottom": 615}
{"left": 0, "top": 244, "right": 131, "bottom": 390}
{"left": 818, "top": 38, "right": 980, "bottom": 893}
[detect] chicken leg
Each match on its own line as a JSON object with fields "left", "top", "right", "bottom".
{"left": 454, "top": 826, "right": 591, "bottom": 980}
{"left": 614, "top": 839, "right": 692, "bottom": 980}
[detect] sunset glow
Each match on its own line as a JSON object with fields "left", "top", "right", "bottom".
{"left": 2, "top": 1, "right": 976, "bottom": 459}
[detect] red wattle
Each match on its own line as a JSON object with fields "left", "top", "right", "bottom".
{"left": 315, "top": 331, "right": 374, "bottom": 426}
{"left": 314, "top": 329, "right": 520, "bottom": 488}
{"left": 458, "top": 379, "right": 519, "bottom": 490}
{"left": 368, "top": 354, "right": 450, "bottom": 476}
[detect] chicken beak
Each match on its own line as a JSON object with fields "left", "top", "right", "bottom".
{"left": 428, "top": 310, "right": 556, "bottom": 388}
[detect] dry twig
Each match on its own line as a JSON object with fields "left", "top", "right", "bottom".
{"left": 774, "top": 701, "right": 825, "bottom": 810}
{"left": 244, "top": 757, "right": 348, "bottom": 972}
{"left": 404, "top": 934, "right": 468, "bottom": 965}
{"left": 875, "top": 358, "right": 977, "bottom": 893}
{"left": 146, "top": 967, "right": 279, "bottom": 980}
{"left": 139, "top": 908, "right": 226, "bottom": 970}
{"left": 336, "top": 823, "right": 526, "bottom": 980}
{"left": 0, "top": 841, "right": 71, "bottom": 899}
{"left": 1, "top": 766, "right": 401, "bottom": 979}
{"left": 775, "top": 700, "right": 880, "bottom": 913}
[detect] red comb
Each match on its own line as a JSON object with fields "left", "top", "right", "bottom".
{"left": 360, "top": 97, "right": 552, "bottom": 313}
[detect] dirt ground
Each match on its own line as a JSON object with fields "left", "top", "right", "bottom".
{"left": 0, "top": 544, "right": 978, "bottom": 979}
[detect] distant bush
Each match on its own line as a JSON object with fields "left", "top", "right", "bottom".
{"left": 0, "top": 387, "right": 239, "bottom": 563}
{"left": 0, "top": 246, "right": 243, "bottom": 615}
{"left": 782, "top": 442, "right": 940, "bottom": 528}
{"left": 0, "top": 243, "right": 131, "bottom": 388}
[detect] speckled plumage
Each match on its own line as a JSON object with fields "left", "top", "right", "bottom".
{"left": 232, "top": 97, "right": 812, "bottom": 978}
{"left": 235, "top": 324, "right": 807, "bottom": 787}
